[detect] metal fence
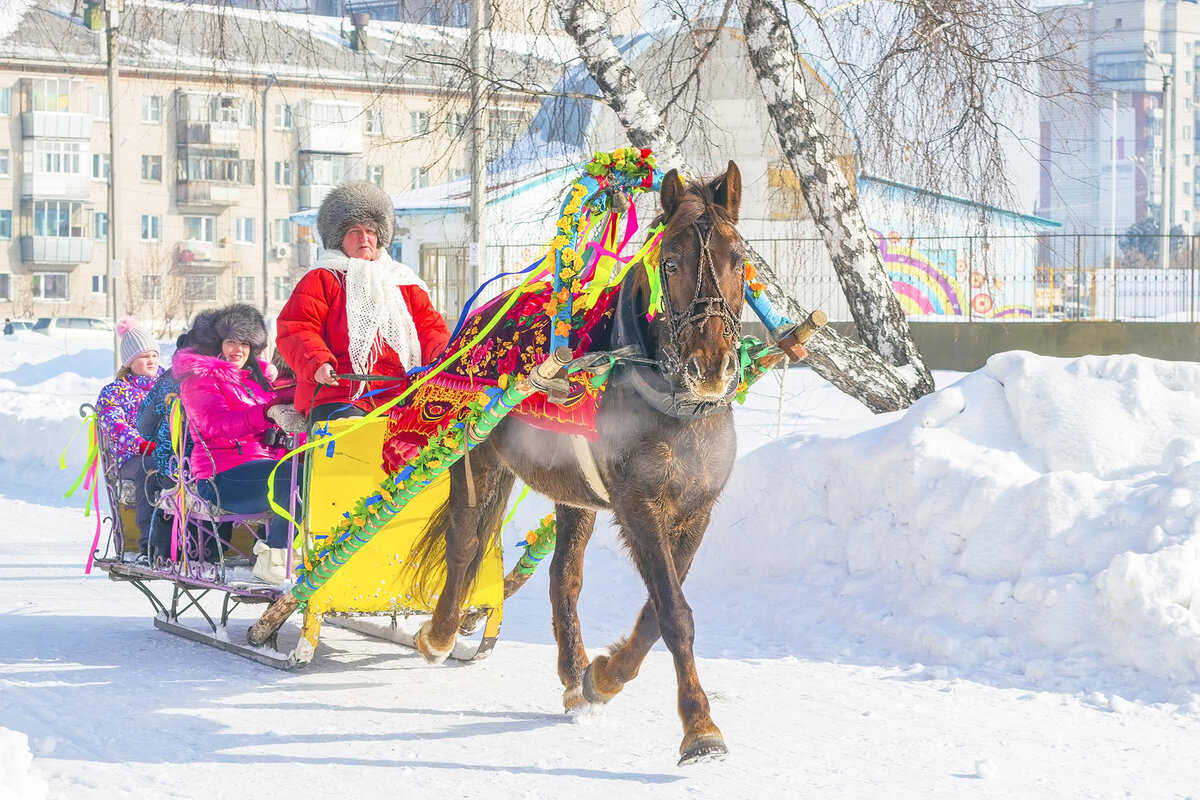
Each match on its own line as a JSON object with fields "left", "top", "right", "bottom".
{"left": 419, "top": 234, "right": 1200, "bottom": 324}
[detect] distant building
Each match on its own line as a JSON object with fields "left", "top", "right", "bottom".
{"left": 0, "top": 0, "right": 573, "bottom": 326}
{"left": 1040, "top": 0, "right": 1200, "bottom": 241}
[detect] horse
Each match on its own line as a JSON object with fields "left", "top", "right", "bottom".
{"left": 410, "top": 161, "right": 746, "bottom": 766}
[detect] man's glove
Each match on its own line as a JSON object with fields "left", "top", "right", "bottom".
{"left": 266, "top": 404, "right": 307, "bottom": 434}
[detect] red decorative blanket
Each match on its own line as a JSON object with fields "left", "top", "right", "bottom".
{"left": 383, "top": 283, "right": 618, "bottom": 473}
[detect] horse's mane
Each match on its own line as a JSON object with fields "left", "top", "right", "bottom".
{"left": 653, "top": 178, "right": 745, "bottom": 261}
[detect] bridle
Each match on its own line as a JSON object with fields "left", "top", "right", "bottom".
{"left": 655, "top": 219, "right": 742, "bottom": 381}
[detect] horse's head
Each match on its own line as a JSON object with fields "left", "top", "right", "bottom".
{"left": 646, "top": 161, "right": 745, "bottom": 403}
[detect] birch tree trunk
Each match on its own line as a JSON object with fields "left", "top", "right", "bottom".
{"left": 738, "top": 0, "right": 933, "bottom": 398}
{"left": 555, "top": 0, "right": 935, "bottom": 411}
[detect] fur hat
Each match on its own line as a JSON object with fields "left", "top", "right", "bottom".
{"left": 317, "top": 181, "right": 394, "bottom": 253}
{"left": 187, "top": 303, "right": 268, "bottom": 359}
{"left": 117, "top": 317, "right": 158, "bottom": 368}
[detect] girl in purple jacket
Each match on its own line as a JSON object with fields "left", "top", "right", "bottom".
{"left": 173, "top": 304, "right": 305, "bottom": 583}
{"left": 96, "top": 318, "right": 162, "bottom": 559}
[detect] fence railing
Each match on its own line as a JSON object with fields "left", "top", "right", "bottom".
{"left": 419, "top": 233, "right": 1200, "bottom": 324}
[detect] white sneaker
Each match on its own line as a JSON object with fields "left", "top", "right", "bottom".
{"left": 252, "top": 541, "right": 291, "bottom": 585}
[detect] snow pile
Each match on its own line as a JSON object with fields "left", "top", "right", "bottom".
{"left": 0, "top": 728, "right": 48, "bottom": 800}
{"left": 696, "top": 351, "right": 1200, "bottom": 704}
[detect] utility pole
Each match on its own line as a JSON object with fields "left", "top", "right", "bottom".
{"left": 467, "top": 0, "right": 487, "bottom": 301}
{"left": 261, "top": 74, "right": 276, "bottom": 318}
{"left": 1147, "top": 43, "right": 1173, "bottom": 271}
{"left": 1110, "top": 90, "right": 1118, "bottom": 319}
{"left": 105, "top": 0, "right": 121, "bottom": 368}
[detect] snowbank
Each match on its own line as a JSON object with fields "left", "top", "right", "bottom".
{"left": 696, "top": 351, "right": 1200, "bottom": 705}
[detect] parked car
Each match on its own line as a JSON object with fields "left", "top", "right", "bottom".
{"left": 32, "top": 316, "right": 116, "bottom": 337}
{"left": 4, "top": 319, "right": 35, "bottom": 332}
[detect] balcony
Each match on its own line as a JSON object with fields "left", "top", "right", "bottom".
{"left": 299, "top": 184, "right": 334, "bottom": 210}
{"left": 296, "top": 100, "right": 363, "bottom": 154}
{"left": 21, "top": 111, "right": 92, "bottom": 140}
{"left": 176, "top": 244, "right": 238, "bottom": 269}
{"left": 20, "top": 236, "right": 94, "bottom": 265}
{"left": 22, "top": 173, "right": 92, "bottom": 202}
{"left": 176, "top": 181, "right": 242, "bottom": 207}
{"left": 176, "top": 119, "right": 240, "bottom": 146}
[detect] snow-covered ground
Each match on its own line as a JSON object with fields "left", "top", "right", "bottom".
{"left": 3, "top": 329, "right": 1200, "bottom": 799}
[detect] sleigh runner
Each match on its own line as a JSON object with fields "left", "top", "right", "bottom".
{"left": 76, "top": 148, "right": 823, "bottom": 761}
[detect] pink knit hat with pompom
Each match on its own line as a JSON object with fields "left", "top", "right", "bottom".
{"left": 117, "top": 317, "right": 158, "bottom": 368}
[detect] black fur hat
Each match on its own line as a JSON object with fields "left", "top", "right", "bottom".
{"left": 188, "top": 303, "right": 268, "bottom": 358}
{"left": 317, "top": 181, "right": 394, "bottom": 253}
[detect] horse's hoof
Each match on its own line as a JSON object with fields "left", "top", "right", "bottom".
{"left": 678, "top": 733, "right": 728, "bottom": 766}
{"left": 581, "top": 658, "right": 617, "bottom": 704}
{"left": 562, "top": 685, "right": 589, "bottom": 712}
{"left": 414, "top": 620, "right": 453, "bottom": 665}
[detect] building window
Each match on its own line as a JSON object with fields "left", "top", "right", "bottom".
{"left": 273, "top": 218, "right": 293, "bottom": 245}
{"left": 367, "top": 165, "right": 383, "bottom": 188}
{"left": 142, "top": 95, "right": 162, "bottom": 124}
{"left": 184, "top": 274, "right": 217, "bottom": 302}
{"left": 239, "top": 100, "right": 256, "bottom": 130}
{"left": 274, "top": 160, "right": 292, "bottom": 186}
{"left": 409, "top": 167, "right": 429, "bottom": 189}
{"left": 0, "top": 87, "right": 10, "bottom": 116}
{"left": 141, "top": 154, "right": 163, "bottom": 182}
{"left": 93, "top": 90, "right": 109, "bottom": 120}
{"left": 92, "top": 274, "right": 107, "bottom": 294}
{"left": 0, "top": 272, "right": 10, "bottom": 301}
{"left": 94, "top": 211, "right": 107, "bottom": 240}
{"left": 142, "top": 274, "right": 162, "bottom": 301}
{"left": 31, "top": 140, "right": 83, "bottom": 175}
{"left": 92, "top": 152, "right": 110, "bottom": 181}
{"left": 0, "top": 210, "right": 10, "bottom": 239}
{"left": 141, "top": 214, "right": 161, "bottom": 242}
{"left": 452, "top": 167, "right": 468, "bottom": 180}
{"left": 410, "top": 110, "right": 429, "bottom": 136}
{"left": 236, "top": 275, "right": 255, "bottom": 301}
{"left": 0, "top": 149, "right": 8, "bottom": 177}
{"left": 33, "top": 201, "right": 86, "bottom": 237}
{"left": 33, "top": 272, "right": 68, "bottom": 301}
{"left": 447, "top": 111, "right": 466, "bottom": 137}
{"left": 235, "top": 217, "right": 255, "bottom": 244}
{"left": 273, "top": 103, "right": 292, "bottom": 130}
{"left": 183, "top": 215, "right": 216, "bottom": 244}
{"left": 273, "top": 275, "right": 294, "bottom": 301}
{"left": 366, "top": 107, "right": 384, "bottom": 136}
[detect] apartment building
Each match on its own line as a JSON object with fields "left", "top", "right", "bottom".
{"left": 1040, "top": 0, "right": 1200, "bottom": 242}
{"left": 0, "top": 0, "right": 562, "bottom": 326}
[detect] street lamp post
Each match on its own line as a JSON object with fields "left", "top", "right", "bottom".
{"left": 1146, "top": 43, "right": 1173, "bottom": 271}
{"left": 261, "top": 73, "right": 276, "bottom": 318}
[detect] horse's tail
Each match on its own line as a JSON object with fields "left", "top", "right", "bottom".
{"left": 404, "top": 467, "right": 514, "bottom": 608}
{"left": 404, "top": 495, "right": 452, "bottom": 608}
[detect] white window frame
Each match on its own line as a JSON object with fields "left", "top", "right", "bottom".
{"left": 273, "top": 218, "right": 294, "bottom": 245}
{"left": 141, "top": 154, "right": 163, "bottom": 182}
{"left": 184, "top": 274, "right": 217, "bottom": 302}
{"left": 366, "top": 107, "right": 384, "bottom": 136}
{"left": 142, "top": 95, "right": 162, "bottom": 124}
{"left": 0, "top": 148, "right": 9, "bottom": 178}
{"left": 235, "top": 217, "right": 255, "bottom": 245}
{"left": 274, "top": 103, "right": 293, "bottom": 130}
{"left": 141, "top": 274, "right": 162, "bottom": 302}
{"left": 91, "top": 274, "right": 107, "bottom": 295}
{"left": 0, "top": 87, "right": 11, "bottom": 116}
{"left": 410, "top": 110, "right": 429, "bottom": 136}
{"left": 235, "top": 274, "right": 256, "bottom": 301}
{"left": 367, "top": 164, "right": 383, "bottom": 188}
{"left": 0, "top": 272, "right": 11, "bottom": 301}
{"left": 141, "top": 214, "right": 161, "bottom": 242}
{"left": 94, "top": 211, "right": 107, "bottom": 241}
{"left": 0, "top": 209, "right": 10, "bottom": 239}
{"left": 33, "top": 272, "right": 69, "bottom": 301}
{"left": 92, "top": 152, "right": 110, "bottom": 181}
{"left": 273, "top": 275, "right": 294, "bottom": 301}
{"left": 182, "top": 215, "right": 217, "bottom": 244}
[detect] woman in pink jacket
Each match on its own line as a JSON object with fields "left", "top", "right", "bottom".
{"left": 173, "top": 304, "right": 305, "bottom": 583}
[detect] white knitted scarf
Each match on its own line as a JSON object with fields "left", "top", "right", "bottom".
{"left": 315, "top": 249, "right": 429, "bottom": 399}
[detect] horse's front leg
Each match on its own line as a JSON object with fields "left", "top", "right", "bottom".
{"left": 585, "top": 505, "right": 725, "bottom": 765}
{"left": 415, "top": 445, "right": 513, "bottom": 663}
{"left": 548, "top": 504, "right": 596, "bottom": 710}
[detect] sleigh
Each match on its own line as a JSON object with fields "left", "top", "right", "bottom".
{"left": 77, "top": 148, "right": 823, "bottom": 674}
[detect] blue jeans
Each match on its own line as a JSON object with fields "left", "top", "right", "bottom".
{"left": 197, "top": 459, "right": 300, "bottom": 548}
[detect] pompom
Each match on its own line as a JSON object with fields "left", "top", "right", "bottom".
{"left": 116, "top": 316, "right": 138, "bottom": 337}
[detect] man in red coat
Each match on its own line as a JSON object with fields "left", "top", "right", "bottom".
{"left": 276, "top": 182, "right": 450, "bottom": 423}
